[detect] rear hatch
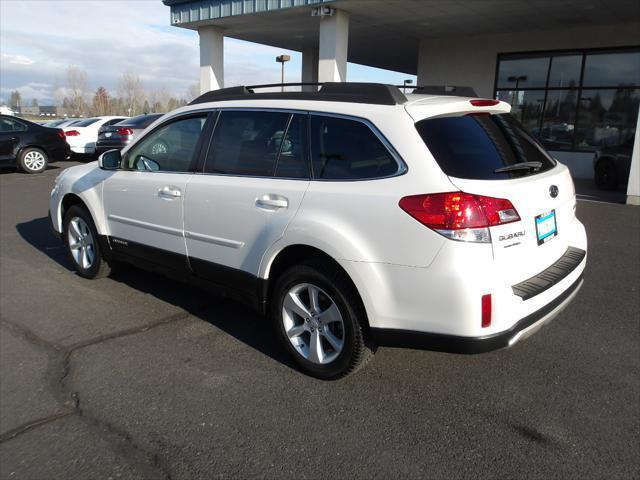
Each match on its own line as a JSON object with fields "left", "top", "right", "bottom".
{"left": 413, "top": 107, "right": 578, "bottom": 285}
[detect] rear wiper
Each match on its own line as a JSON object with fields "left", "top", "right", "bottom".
{"left": 494, "top": 161, "right": 543, "bottom": 174}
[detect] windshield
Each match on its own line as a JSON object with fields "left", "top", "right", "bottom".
{"left": 415, "top": 113, "right": 556, "bottom": 180}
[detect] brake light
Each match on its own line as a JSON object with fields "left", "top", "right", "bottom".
{"left": 470, "top": 99, "right": 500, "bottom": 107}
{"left": 398, "top": 192, "right": 520, "bottom": 243}
{"left": 65, "top": 130, "right": 80, "bottom": 136}
{"left": 117, "top": 127, "right": 133, "bottom": 136}
{"left": 56, "top": 130, "right": 65, "bottom": 139}
{"left": 481, "top": 294, "right": 492, "bottom": 328}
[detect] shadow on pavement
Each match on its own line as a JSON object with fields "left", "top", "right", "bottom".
{"left": 16, "top": 216, "right": 294, "bottom": 371}
{"left": 0, "top": 165, "right": 61, "bottom": 175}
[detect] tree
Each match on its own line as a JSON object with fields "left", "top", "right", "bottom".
{"left": 92, "top": 86, "right": 110, "bottom": 116}
{"left": 142, "top": 100, "right": 151, "bottom": 114}
{"left": 148, "top": 87, "right": 169, "bottom": 113}
{"left": 9, "top": 91, "right": 21, "bottom": 109}
{"left": 118, "top": 72, "right": 145, "bottom": 117}
{"left": 31, "top": 98, "right": 39, "bottom": 108}
{"left": 66, "top": 66, "right": 88, "bottom": 116}
{"left": 187, "top": 83, "right": 200, "bottom": 102}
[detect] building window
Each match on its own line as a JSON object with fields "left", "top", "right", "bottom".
{"left": 495, "top": 48, "right": 639, "bottom": 152}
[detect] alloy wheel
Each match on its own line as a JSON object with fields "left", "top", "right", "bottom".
{"left": 282, "top": 283, "right": 345, "bottom": 364}
{"left": 67, "top": 216, "right": 96, "bottom": 270}
{"left": 23, "top": 150, "right": 46, "bottom": 171}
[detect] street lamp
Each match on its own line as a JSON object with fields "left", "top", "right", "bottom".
{"left": 403, "top": 79, "right": 413, "bottom": 93}
{"left": 276, "top": 55, "right": 291, "bottom": 92}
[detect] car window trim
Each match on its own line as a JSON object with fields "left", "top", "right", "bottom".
{"left": 121, "top": 111, "right": 213, "bottom": 174}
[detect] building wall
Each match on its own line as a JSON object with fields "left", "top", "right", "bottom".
{"left": 417, "top": 23, "right": 640, "bottom": 98}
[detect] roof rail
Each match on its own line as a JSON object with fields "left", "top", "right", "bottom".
{"left": 403, "top": 85, "right": 478, "bottom": 97}
{"left": 189, "top": 82, "right": 408, "bottom": 106}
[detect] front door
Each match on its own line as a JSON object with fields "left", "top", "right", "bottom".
{"left": 102, "top": 113, "right": 210, "bottom": 270}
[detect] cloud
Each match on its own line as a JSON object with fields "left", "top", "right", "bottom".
{"left": 0, "top": 0, "right": 413, "bottom": 105}
{"left": 0, "top": 0, "right": 300, "bottom": 104}
{"left": 1, "top": 53, "right": 34, "bottom": 65}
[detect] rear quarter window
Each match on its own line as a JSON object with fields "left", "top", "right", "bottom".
{"left": 415, "top": 113, "right": 556, "bottom": 180}
{"left": 310, "top": 115, "right": 400, "bottom": 180}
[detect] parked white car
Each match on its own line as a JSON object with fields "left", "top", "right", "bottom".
{"left": 49, "top": 83, "right": 587, "bottom": 379}
{"left": 63, "top": 116, "right": 128, "bottom": 155}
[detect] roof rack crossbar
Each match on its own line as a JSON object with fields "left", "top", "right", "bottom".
{"left": 189, "top": 82, "right": 408, "bottom": 106}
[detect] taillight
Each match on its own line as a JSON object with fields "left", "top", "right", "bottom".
{"left": 56, "top": 130, "right": 65, "bottom": 139}
{"left": 116, "top": 127, "right": 133, "bottom": 136}
{"left": 65, "top": 130, "right": 80, "bottom": 136}
{"left": 481, "top": 294, "right": 492, "bottom": 328}
{"left": 398, "top": 192, "right": 520, "bottom": 243}
{"left": 470, "top": 99, "right": 500, "bottom": 107}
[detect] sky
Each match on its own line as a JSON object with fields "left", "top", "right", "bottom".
{"left": 0, "top": 0, "right": 416, "bottom": 106}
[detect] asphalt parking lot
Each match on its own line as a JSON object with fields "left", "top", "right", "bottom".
{"left": 0, "top": 161, "right": 638, "bottom": 479}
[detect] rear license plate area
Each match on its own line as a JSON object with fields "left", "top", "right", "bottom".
{"left": 535, "top": 210, "right": 557, "bottom": 245}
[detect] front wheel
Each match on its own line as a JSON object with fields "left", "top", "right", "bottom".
{"left": 271, "top": 261, "right": 374, "bottom": 379}
{"left": 63, "top": 205, "right": 112, "bottom": 279}
{"left": 19, "top": 147, "right": 48, "bottom": 173}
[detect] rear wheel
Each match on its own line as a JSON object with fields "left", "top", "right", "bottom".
{"left": 595, "top": 159, "right": 618, "bottom": 190}
{"left": 63, "top": 205, "right": 112, "bottom": 279}
{"left": 271, "top": 261, "right": 373, "bottom": 379}
{"left": 19, "top": 148, "right": 48, "bottom": 174}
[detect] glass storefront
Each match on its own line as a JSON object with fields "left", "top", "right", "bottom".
{"left": 495, "top": 48, "right": 639, "bottom": 153}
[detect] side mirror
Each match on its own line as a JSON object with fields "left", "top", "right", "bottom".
{"left": 98, "top": 149, "right": 122, "bottom": 170}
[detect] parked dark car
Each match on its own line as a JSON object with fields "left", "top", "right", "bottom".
{"left": 593, "top": 136, "right": 634, "bottom": 190}
{"left": 95, "top": 113, "right": 164, "bottom": 156}
{"left": 0, "top": 115, "right": 70, "bottom": 173}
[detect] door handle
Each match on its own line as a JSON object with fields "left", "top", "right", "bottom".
{"left": 158, "top": 185, "right": 182, "bottom": 199}
{"left": 256, "top": 194, "right": 288, "bottom": 209}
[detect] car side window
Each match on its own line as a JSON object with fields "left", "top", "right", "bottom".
{"left": 309, "top": 115, "right": 398, "bottom": 180}
{"left": 204, "top": 110, "right": 292, "bottom": 177}
{"left": 124, "top": 115, "right": 207, "bottom": 172}
{"left": 0, "top": 118, "right": 27, "bottom": 133}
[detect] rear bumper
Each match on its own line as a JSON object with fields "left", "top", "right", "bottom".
{"left": 70, "top": 146, "right": 94, "bottom": 155}
{"left": 371, "top": 275, "right": 584, "bottom": 354}
{"left": 95, "top": 145, "right": 125, "bottom": 156}
{"left": 49, "top": 144, "right": 71, "bottom": 162}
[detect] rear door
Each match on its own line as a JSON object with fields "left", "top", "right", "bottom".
{"left": 102, "top": 112, "right": 211, "bottom": 270}
{"left": 415, "top": 112, "right": 578, "bottom": 284}
{"left": 184, "top": 110, "right": 310, "bottom": 289}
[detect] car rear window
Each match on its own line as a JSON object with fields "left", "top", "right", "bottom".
{"left": 415, "top": 113, "right": 556, "bottom": 180}
{"left": 74, "top": 118, "right": 99, "bottom": 127}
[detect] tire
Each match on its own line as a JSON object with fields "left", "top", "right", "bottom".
{"left": 63, "top": 205, "right": 112, "bottom": 279}
{"left": 271, "top": 260, "right": 374, "bottom": 379}
{"left": 18, "top": 147, "right": 48, "bottom": 174}
{"left": 595, "top": 159, "right": 618, "bottom": 190}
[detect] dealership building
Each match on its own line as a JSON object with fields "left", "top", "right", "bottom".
{"left": 163, "top": 0, "right": 639, "bottom": 204}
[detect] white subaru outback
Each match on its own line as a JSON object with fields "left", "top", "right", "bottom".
{"left": 49, "top": 83, "right": 587, "bottom": 379}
